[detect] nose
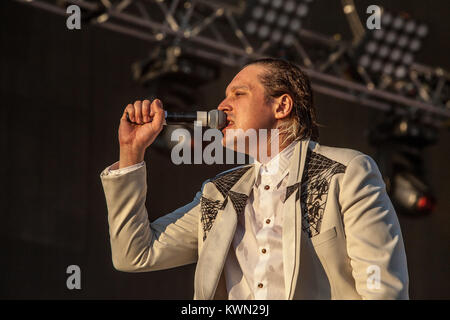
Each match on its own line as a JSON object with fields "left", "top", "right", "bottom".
{"left": 217, "top": 99, "right": 231, "bottom": 112}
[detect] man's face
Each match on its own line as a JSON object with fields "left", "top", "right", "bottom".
{"left": 218, "top": 64, "right": 277, "bottom": 146}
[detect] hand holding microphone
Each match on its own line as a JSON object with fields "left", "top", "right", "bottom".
{"left": 118, "top": 99, "right": 227, "bottom": 169}
{"left": 125, "top": 104, "right": 227, "bottom": 129}
{"left": 118, "top": 99, "right": 165, "bottom": 168}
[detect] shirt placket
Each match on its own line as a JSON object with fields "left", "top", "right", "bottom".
{"left": 253, "top": 173, "right": 275, "bottom": 299}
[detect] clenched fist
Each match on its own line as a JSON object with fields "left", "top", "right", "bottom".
{"left": 118, "top": 99, "right": 165, "bottom": 168}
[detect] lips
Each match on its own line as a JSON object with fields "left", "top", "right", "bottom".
{"left": 222, "top": 118, "right": 234, "bottom": 132}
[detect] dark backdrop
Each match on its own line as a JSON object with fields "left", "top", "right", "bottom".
{"left": 0, "top": 0, "right": 449, "bottom": 299}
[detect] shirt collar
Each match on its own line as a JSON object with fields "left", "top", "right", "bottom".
{"left": 253, "top": 139, "right": 300, "bottom": 188}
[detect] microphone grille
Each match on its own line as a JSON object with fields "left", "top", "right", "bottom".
{"left": 207, "top": 110, "right": 227, "bottom": 129}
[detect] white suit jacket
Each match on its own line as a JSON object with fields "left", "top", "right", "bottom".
{"left": 100, "top": 138, "right": 409, "bottom": 299}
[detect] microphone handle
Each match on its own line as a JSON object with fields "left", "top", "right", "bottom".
{"left": 165, "top": 111, "right": 197, "bottom": 124}
{"left": 125, "top": 111, "right": 205, "bottom": 126}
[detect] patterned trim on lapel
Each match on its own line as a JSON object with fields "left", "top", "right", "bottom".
{"left": 212, "top": 166, "right": 253, "bottom": 197}
{"left": 285, "top": 149, "right": 347, "bottom": 238}
{"left": 200, "top": 166, "right": 252, "bottom": 241}
{"left": 228, "top": 191, "right": 248, "bottom": 215}
{"left": 200, "top": 197, "right": 226, "bottom": 241}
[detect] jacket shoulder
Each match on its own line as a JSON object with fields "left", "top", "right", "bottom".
{"left": 309, "top": 141, "right": 367, "bottom": 167}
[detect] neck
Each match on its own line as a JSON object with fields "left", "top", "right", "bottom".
{"left": 252, "top": 133, "right": 295, "bottom": 163}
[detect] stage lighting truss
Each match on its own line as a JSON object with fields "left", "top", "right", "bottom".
{"left": 354, "top": 11, "right": 429, "bottom": 89}
{"left": 15, "top": 0, "right": 450, "bottom": 127}
{"left": 410, "top": 63, "right": 450, "bottom": 110}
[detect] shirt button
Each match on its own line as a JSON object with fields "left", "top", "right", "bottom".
{"left": 265, "top": 219, "right": 271, "bottom": 224}
{"left": 264, "top": 185, "right": 270, "bottom": 190}
{"left": 261, "top": 248, "right": 267, "bottom": 254}
{"left": 258, "top": 283, "right": 264, "bottom": 288}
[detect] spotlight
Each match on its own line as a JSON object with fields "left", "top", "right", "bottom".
{"left": 355, "top": 10, "right": 429, "bottom": 84}
{"left": 391, "top": 170, "right": 436, "bottom": 215}
{"left": 132, "top": 46, "right": 219, "bottom": 87}
{"left": 252, "top": 6, "right": 264, "bottom": 20}
{"left": 368, "top": 114, "right": 438, "bottom": 216}
{"left": 242, "top": 0, "right": 314, "bottom": 47}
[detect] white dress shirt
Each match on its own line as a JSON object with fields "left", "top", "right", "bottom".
{"left": 224, "top": 139, "right": 298, "bottom": 300}
{"left": 103, "top": 139, "right": 299, "bottom": 300}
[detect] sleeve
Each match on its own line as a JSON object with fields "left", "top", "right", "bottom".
{"left": 101, "top": 161, "right": 145, "bottom": 177}
{"left": 100, "top": 163, "right": 206, "bottom": 272}
{"left": 340, "top": 154, "right": 409, "bottom": 299}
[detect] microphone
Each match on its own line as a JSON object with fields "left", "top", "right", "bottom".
{"left": 126, "top": 109, "right": 227, "bottom": 129}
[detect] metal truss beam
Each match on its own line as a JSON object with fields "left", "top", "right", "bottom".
{"left": 15, "top": 0, "right": 450, "bottom": 127}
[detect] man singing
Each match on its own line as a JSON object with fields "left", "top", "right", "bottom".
{"left": 100, "top": 58, "right": 409, "bottom": 299}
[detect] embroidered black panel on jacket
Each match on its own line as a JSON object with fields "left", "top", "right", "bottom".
{"left": 212, "top": 166, "right": 253, "bottom": 198}
{"left": 201, "top": 149, "right": 347, "bottom": 241}
{"left": 285, "top": 149, "right": 347, "bottom": 238}
{"left": 200, "top": 166, "right": 252, "bottom": 241}
{"left": 200, "top": 197, "right": 223, "bottom": 241}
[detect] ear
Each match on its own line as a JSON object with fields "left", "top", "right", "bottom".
{"left": 273, "top": 94, "right": 293, "bottom": 120}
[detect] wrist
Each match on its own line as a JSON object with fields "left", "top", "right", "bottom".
{"left": 119, "top": 145, "right": 145, "bottom": 168}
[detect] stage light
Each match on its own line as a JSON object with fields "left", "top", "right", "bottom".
{"left": 278, "top": 14, "right": 289, "bottom": 28}
{"left": 392, "top": 16, "right": 404, "bottom": 30}
{"left": 391, "top": 171, "right": 436, "bottom": 215}
{"left": 284, "top": 0, "right": 296, "bottom": 12}
{"left": 366, "top": 41, "right": 378, "bottom": 54}
{"left": 405, "top": 20, "right": 416, "bottom": 34}
{"left": 271, "top": 29, "right": 282, "bottom": 42}
{"left": 258, "top": 25, "right": 270, "bottom": 39}
{"left": 272, "top": 0, "right": 282, "bottom": 9}
{"left": 398, "top": 35, "right": 409, "bottom": 48}
{"left": 383, "top": 62, "right": 394, "bottom": 75}
{"left": 242, "top": 0, "right": 314, "bottom": 47}
{"left": 381, "top": 11, "right": 393, "bottom": 26}
{"left": 368, "top": 115, "right": 439, "bottom": 216}
{"left": 132, "top": 46, "right": 219, "bottom": 87}
{"left": 245, "top": 21, "right": 257, "bottom": 34}
{"left": 283, "top": 34, "right": 295, "bottom": 46}
{"left": 355, "top": 10, "right": 429, "bottom": 84}
{"left": 402, "top": 52, "right": 413, "bottom": 65}
{"left": 373, "top": 29, "right": 385, "bottom": 41}
{"left": 417, "top": 24, "right": 429, "bottom": 37}
{"left": 290, "top": 18, "right": 302, "bottom": 31}
{"left": 409, "top": 39, "right": 421, "bottom": 52}
{"left": 296, "top": 3, "right": 308, "bottom": 17}
{"left": 252, "top": 6, "right": 264, "bottom": 20}
{"left": 265, "top": 9, "right": 277, "bottom": 24}
{"left": 359, "top": 55, "right": 370, "bottom": 68}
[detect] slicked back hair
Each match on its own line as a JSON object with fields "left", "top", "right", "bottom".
{"left": 244, "top": 58, "right": 320, "bottom": 145}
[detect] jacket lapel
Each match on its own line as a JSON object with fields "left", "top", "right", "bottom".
{"left": 283, "top": 138, "right": 310, "bottom": 299}
{"left": 195, "top": 165, "right": 255, "bottom": 300}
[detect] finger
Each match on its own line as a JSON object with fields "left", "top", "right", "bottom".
{"left": 151, "top": 99, "right": 165, "bottom": 131}
{"left": 149, "top": 101, "right": 156, "bottom": 118}
{"left": 150, "top": 98, "right": 164, "bottom": 115}
{"left": 142, "top": 100, "right": 151, "bottom": 122}
{"left": 133, "top": 100, "right": 143, "bottom": 124}
{"left": 122, "top": 104, "right": 135, "bottom": 122}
